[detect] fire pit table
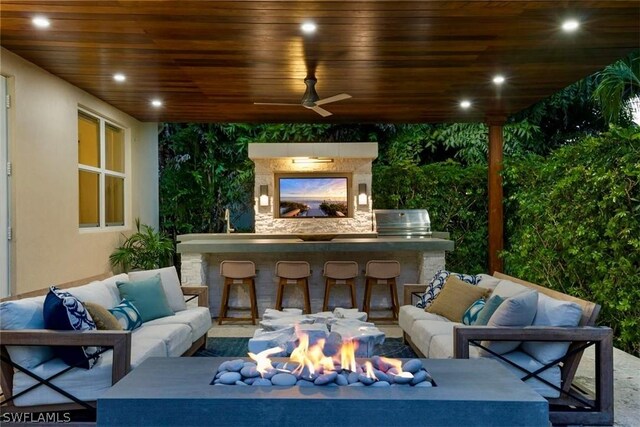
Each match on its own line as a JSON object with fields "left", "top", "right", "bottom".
{"left": 98, "top": 357, "right": 548, "bottom": 426}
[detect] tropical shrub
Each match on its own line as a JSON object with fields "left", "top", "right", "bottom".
{"left": 373, "top": 161, "right": 488, "bottom": 274}
{"left": 109, "top": 219, "right": 175, "bottom": 272}
{"left": 503, "top": 127, "right": 640, "bottom": 355}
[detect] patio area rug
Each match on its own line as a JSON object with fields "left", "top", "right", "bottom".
{"left": 194, "top": 337, "right": 418, "bottom": 359}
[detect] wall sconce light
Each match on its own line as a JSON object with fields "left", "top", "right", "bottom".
{"left": 259, "top": 185, "right": 269, "bottom": 207}
{"left": 358, "top": 183, "right": 368, "bottom": 206}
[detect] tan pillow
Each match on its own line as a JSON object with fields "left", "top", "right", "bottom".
{"left": 84, "top": 302, "right": 123, "bottom": 330}
{"left": 426, "top": 276, "right": 490, "bottom": 322}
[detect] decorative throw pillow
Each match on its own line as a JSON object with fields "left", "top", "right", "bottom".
{"left": 521, "top": 293, "right": 583, "bottom": 365}
{"left": 84, "top": 302, "right": 123, "bottom": 330}
{"left": 108, "top": 299, "right": 143, "bottom": 331}
{"left": 416, "top": 270, "right": 480, "bottom": 309}
{"left": 426, "top": 276, "right": 490, "bottom": 322}
{"left": 116, "top": 274, "right": 174, "bottom": 322}
{"left": 128, "top": 267, "right": 187, "bottom": 312}
{"left": 0, "top": 297, "right": 55, "bottom": 368}
{"left": 475, "top": 295, "right": 505, "bottom": 326}
{"left": 43, "top": 287, "right": 99, "bottom": 369}
{"left": 481, "top": 290, "right": 539, "bottom": 355}
{"left": 462, "top": 298, "right": 486, "bottom": 325}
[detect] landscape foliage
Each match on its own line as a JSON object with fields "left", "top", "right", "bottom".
{"left": 159, "top": 53, "right": 640, "bottom": 354}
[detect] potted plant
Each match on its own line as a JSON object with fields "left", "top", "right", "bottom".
{"left": 109, "top": 218, "right": 175, "bottom": 272}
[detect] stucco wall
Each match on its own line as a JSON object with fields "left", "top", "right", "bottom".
{"left": 0, "top": 48, "right": 158, "bottom": 294}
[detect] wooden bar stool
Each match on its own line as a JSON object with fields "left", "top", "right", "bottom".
{"left": 322, "top": 261, "right": 358, "bottom": 311}
{"left": 275, "top": 261, "right": 311, "bottom": 314}
{"left": 363, "top": 260, "right": 401, "bottom": 321}
{"left": 218, "top": 261, "right": 258, "bottom": 325}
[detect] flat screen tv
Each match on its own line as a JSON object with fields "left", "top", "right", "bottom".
{"left": 277, "top": 175, "right": 350, "bottom": 218}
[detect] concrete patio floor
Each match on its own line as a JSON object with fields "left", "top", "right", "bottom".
{"left": 210, "top": 322, "right": 640, "bottom": 427}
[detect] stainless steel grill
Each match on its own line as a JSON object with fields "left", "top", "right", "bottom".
{"left": 374, "top": 209, "right": 432, "bottom": 238}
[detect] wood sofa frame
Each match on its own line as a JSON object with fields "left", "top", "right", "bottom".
{"left": 403, "top": 272, "right": 613, "bottom": 426}
{"left": 0, "top": 273, "right": 210, "bottom": 414}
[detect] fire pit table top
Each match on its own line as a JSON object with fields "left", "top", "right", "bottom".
{"left": 98, "top": 357, "right": 549, "bottom": 427}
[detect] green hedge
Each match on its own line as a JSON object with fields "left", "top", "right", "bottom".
{"left": 373, "top": 161, "right": 488, "bottom": 274}
{"left": 503, "top": 127, "right": 640, "bottom": 355}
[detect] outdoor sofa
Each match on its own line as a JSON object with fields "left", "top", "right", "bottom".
{"left": 0, "top": 267, "right": 211, "bottom": 413}
{"left": 400, "top": 271, "right": 613, "bottom": 426}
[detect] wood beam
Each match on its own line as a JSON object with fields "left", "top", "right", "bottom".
{"left": 487, "top": 118, "right": 505, "bottom": 274}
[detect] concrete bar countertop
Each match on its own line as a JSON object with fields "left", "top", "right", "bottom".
{"left": 176, "top": 233, "right": 454, "bottom": 254}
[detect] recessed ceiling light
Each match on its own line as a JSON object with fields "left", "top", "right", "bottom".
{"left": 32, "top": 16, "right": 50, "bottom": 28}
{"left": 113, "top": 73, "right": 126, "bottom": 82}
{"left": 562, "top": 19, "right": 579, "bottom": 32}
{"left": 151, "top": 99, "right": 163, "bottom": 107}
{"left": 492, "top": 75, "right": 505, "bottom": 85}
{"left": 460, "top": 100, "right": 472, "bottom": 109}
{"left": 301, "top": 22, "right": 317, "bottom": 34}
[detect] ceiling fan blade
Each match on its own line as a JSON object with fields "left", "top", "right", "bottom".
{"left": 314, "top": 93, "right": 352, "bottom": 106}
{"left": 253, "top": 102, "right": 300, "bottom": 106}
{"left": 310, "top": 105, "right": 333, "bottom": 117}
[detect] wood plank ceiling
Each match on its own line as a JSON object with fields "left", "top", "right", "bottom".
{"left": 1, "top": 1, "right": 638, "bottom": 123}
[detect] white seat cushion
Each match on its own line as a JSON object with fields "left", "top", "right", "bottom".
{"left": 476, "top": 274, "right": 501, "bottom": 292}
{"left": 133, "top": 323, "right": 192, "bottom": 357}
{"left": 143, "top": 307, "right": 212, "bottom": 343}
{"left": 409, "top": 319, "right": 457, "bottom": 358}
{"left": 491, "top": 350, "right": 562, "bottom": 398}
{"left": 13, "top": 337, "right": 165, "bottom": 406}
{"left": 398, "top": 305, "right": 448, "bottom": 334}
{"left": 492, "top": 279, "right": 531, "bottom": 299}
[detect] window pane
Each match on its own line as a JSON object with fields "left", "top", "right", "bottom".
{"left": 78, "top": 112, "right": 100, "bottom": 167}
{"left": 105, "top": 175, "right": 124, "bottom": 226}
{"left": 79, "top": 170, "right": 100, "bottom": 227}
{"left": 105, "top": 124, "right": 124, "bottom": 172}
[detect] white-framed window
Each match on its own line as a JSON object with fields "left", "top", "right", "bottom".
{"left": 78, "top": 109, "right": 126, "bottom": 229}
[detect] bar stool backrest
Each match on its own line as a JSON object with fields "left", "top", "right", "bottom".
{"left": 323, "top": 261, "right": 358, "bottom": 279}
{"left": 276, "top": 261, "right": 311, "bottom": 279}
{"left": 220, "top": 261, "right": 256, "bottom": 279}
{"left": 365, "top": 260, "right": 401, "bottom": 279}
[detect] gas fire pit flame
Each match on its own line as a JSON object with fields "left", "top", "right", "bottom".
{"left": 340, "top": 339, "right": 358, "bottom": 373}
{"left": 248, "top": 346, "right": 284, "bottom": 377}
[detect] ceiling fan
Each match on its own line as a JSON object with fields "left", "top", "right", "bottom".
{"left": 254, "top": 77, "right": 352, "bottom": 117}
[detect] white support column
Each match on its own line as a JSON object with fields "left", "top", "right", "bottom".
{"left": 180, "top": 253, "right": 208, "bottom": 286}
{"left": 418, "top": 251, "right": 446, "bottom": 284}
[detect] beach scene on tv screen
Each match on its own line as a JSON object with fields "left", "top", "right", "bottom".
{"left": 279, "top": 177, "right": 348, "bottom": 218}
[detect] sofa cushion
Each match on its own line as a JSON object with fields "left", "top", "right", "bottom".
{"left": 482, "top": 290, "right": 538, "bottom": 355}
{"left": 117, "top": 274, "right": 174, "bottom": 322}
{"left": 12, "top": 337, "right": 165, "bottom": 407}
{"left": 66, "top": 274, "right": 128, "bottom": 310}
{"left": 133, "top": 323, "right": 192, "bottom": 357}
{"left": 398, "top": 305, "right": 448, "bottom": 333}
{"left": 426, "top": 276, "right": 489, "bottom": 322}
{"left": 417, "top": 270, "right": 479, "bottom": 309}
{"left": 492, "top": 279, "right": 531, "bottom": 299}
{"left": 521, "top": 293, "right": 583, "bottom": 365}
{"left": 85, "top": 302, "right": 122, "bottom": 331}
{"left": 143, "top": 306, "right": 212, "bottom": 343}
{"left": 474, "top": 295, "right": 505, "bottom": 326}
{"left": 0, "top": 296, "right": 54, "bottom": 369}
{"left": 409, "top": 320, "right": 473, "bottom": 358}
{"left": 427, "top": 333, "right": 483, "bottom": 359}
{"left": 43, "top": 287, "right": 99, "bottom": 370}
{"left": 476, "top": 274, "right": 501, "bottom": 292}
{"left": 462, "top": 298, "right": 485, "bottom": 325}
{"left": 491, "top": 350, "right": 562, "bottom": 398}
{"left": 108, "top": 299, "right": 143, "bottom": 331}
{"left": 129, "top": 267, "right": 187, "bottom": 312}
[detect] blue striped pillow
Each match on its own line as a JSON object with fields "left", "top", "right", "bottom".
{"left": 462, "top": 298, "right": 486, "bottom": 325}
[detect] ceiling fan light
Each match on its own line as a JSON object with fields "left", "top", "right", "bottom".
{"left": 301, "top": 22, "right": 317, "bottom": 34}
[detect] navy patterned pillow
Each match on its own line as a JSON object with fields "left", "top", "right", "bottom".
{"left": 43, "top": 287, "right": 99, "bottom": 369}
{"left": 462, "top": 298, "right": 486, "bottom": 325}
{"left": 416, "top": 270, "right": 480, "bottom": 309}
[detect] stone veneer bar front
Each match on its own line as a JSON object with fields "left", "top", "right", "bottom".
{"left": 177, "top": 233, "right": 453, "bottom": 316}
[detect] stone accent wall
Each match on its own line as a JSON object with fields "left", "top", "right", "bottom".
{"left": 180, "top": 253, "right": 208, "bottom": 286}
{"left": 253, "top": 157, "right": 374, "bottom": 234}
